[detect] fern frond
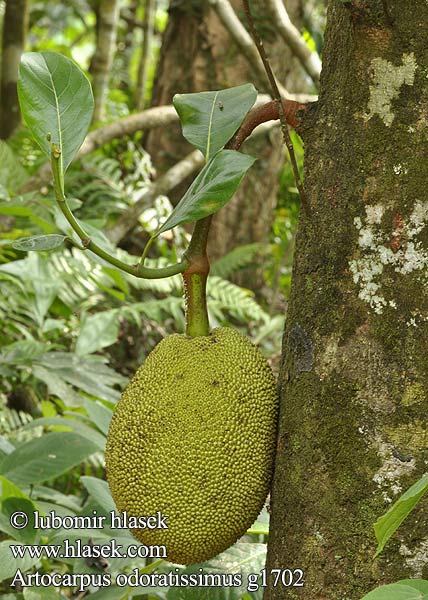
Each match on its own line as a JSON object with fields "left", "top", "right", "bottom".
{"left": 210, "top": 243, "right": 270, "bottom": 279}
{"left": 207, "top": 276, "right": 269, "bottom": 324}
{"left": 0, "top": 404, "right": 40, "bottom": 443}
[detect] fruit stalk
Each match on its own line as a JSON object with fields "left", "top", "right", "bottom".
{"left": 182, "top": 216, "right": 212, "bottom": 337}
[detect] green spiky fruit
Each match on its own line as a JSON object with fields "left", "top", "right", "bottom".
{"left": 105, "top": 327, "right": 278, "bottom": 565}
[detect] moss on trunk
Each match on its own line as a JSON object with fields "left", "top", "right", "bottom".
{"left": 265, "top": 1, "right": 428, "bottom": 598}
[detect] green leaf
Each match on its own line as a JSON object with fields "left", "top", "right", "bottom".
{"left": 32, "top": 366, "right": 83, "bottom": 406}
{"left": 374, "top": 474, "right": 428, "bottom": 557}
{"left": 157, "top": 150, "right": 255, "bottom": 235}
{"left": 173, "top": 84, "right": 257, "bottom": 159}
{"left": 76, "top": 310, "right": 120, "bottom": 356}
{"left": 24, "top": 587, "right": 62, "bottom": 600}
{"left": 23, "top": 416, "right": 106, "bottom": 451}
{"left": 399, "top": 581, "right": 428, "bottom": 594}
{"left": 0, "top": 198, "right": 32, "bottom": 216}
{"left": 80, "top": 476, "right": 117, "bottom": 514}
{"left": 0, "top": 477, "right": 40, "bottom": 544}
{"left": 12, "top": 234, "right": 67, "bottom": 252}
{"left": 84, "top": 398, "right": 112, "bottom": 436}
{"left": 0, "top": 432, "right": 98, "bottom": 486}
{"left": 83, "top": 587, "right": 127, "bottom": 600}
{"left": 359, "top": 581, "right": 428, "bottom": 600}
{"left": 0, "top": 141, "right": 29, "bottom": 192}
{"left": 247, "top": 507, "right": 270, "bottom": 536}
{"left": 18, "top": 51, "right": 94, "bottom": 172}
{"left": 36, "top": 352, "right": 125, "bottom": 404}
{"left": 0, "top": 540, "right": 40, "bottom": 583}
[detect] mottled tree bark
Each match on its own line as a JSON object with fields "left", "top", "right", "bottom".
{"left": 0, "top": 0, "right": 28, "bottom": 139}
{"left": 144, "top": 0, "right": 310, "bottom": 276}
{"left": 116, "top": 0, "right": 139, "bottom": 94}
{"left": 89, "top": 0, "right": 121, "bottom": 122}
{"left": 135, "top": 0, "right": 155, "bottom": 110}
{"left": 265, "top": 1, "right": 428, "bottom": 598}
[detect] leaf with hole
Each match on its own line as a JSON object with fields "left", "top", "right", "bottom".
{"left": 18, "top": 51, "right": 94, "bottom": 172}
{"left": 374, "top": 474, "right": 428, "bottom": 557}
{"left": 157, "top": 150, "right": 255, "bottom": 235}
{"left": 12, "top": 234, "right": 67, "bottom": 252}
{"left": 173, "top": 84, "right": 257, "bottom": 159}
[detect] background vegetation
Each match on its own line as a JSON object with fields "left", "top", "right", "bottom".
{"left": 0, "top": 1, "right": 320, "bottom": 598}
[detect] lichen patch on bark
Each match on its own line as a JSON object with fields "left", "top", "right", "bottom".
{"left": 400, "top": 539, "right": 428, "bottom": 577}
{"left": 349, "top": 201, "right": 428, "bottom": 314}
{"left": 372, "top": 438, "right": 416, "bottom": 502}
{"left": 364, "top": 53, "right": 417, "bottom": 126}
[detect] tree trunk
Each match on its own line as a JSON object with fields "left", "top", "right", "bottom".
{"left": 135, "top": 0, "right": 155, "bottom": 110}
{"left": 265, "top": 1, "right": 428, "bottom": 598}
{"left": 144, "top": 0, "right": 309, "bottom": 276}
{"left": 89, "top": 0, "right": 121, "bottom": 122}
{"left": 116, "top": 0, "right": 139, "bottom": 96}
{"left": 0, "top": 0, "right": 28, "bottom": 139}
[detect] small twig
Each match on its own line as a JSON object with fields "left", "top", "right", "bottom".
{"left": 209, "top": 0, "right": 289, "bottom": 98}
{"left": 242, "top": 0, "right": 310, "bottom": 215}
{"left": 266, "top": 0, "right": 321, "bottom": 87}
{"left": 227, "top": 99, "right": 310, "bottom": 150}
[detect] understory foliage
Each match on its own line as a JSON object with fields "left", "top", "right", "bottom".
{"left": 0, "top": 121, "right": 283, "bottom": 598}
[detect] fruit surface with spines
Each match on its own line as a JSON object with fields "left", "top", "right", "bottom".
{"left": 105, "top": 327, "right": 278, "bottom": 565}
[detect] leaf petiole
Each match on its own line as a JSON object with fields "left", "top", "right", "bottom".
{"left": 50, "top": 149, "right": 188, "bottom": 280}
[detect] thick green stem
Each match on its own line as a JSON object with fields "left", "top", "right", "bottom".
{"left": 50, "top": 147, "right": 187, "bottom": 279}
{"left": 182, "top": 217, "right": 212, "bottom": 337}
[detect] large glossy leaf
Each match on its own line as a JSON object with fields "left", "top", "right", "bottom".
{"left": 18, "top": 51, "right": 94, "bottom": 172}
{"left": 157, "top": 150, "right": 255, "bottom": 235}
{"left": 0, "top": 432, "right": 98, "bottom": 485}
{"left": 359, "top": 581, "right": 428, "bottom": 600}
{"left": 173, "top": 84, "right": 257, "bottom": 159}
{"left": 374, "top": 474, "right": 428, "bottom": 557}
